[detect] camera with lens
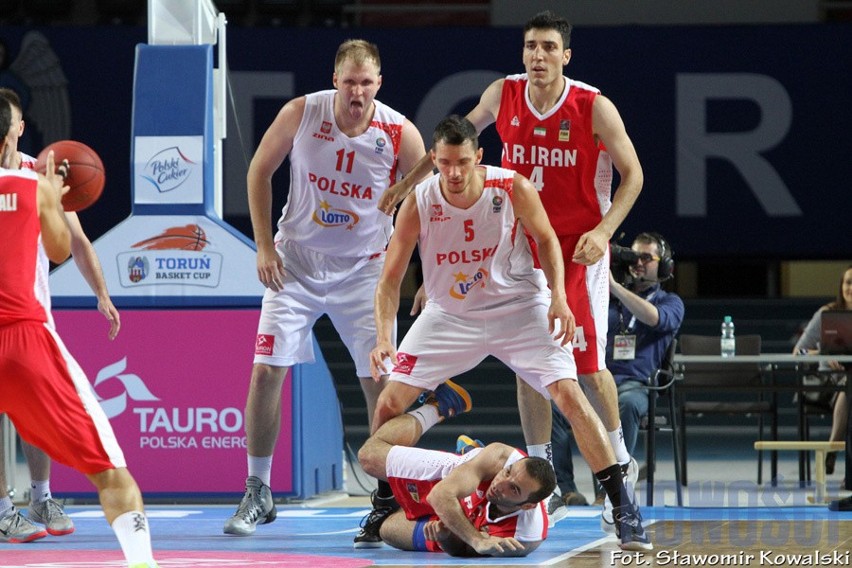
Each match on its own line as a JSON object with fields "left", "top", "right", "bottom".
{"left": 611, "top": 243, "right": 641, "bottom": 286}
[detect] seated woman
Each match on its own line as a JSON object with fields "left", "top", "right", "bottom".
{"left": 794, "top": 265, "right": 852, "bottom": 474}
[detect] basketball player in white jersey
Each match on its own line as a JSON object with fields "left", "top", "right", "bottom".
{"left": 377, "top": 11, "right": 644, "bottom": 531}
{"left": 363, "top": 115, "right": 651, "bottom": 551}
{"left": 0, "top": 87, "right": 120, "bottom": 543}
{"left": 224, "top": 40, "right": 427, "bottom": 540}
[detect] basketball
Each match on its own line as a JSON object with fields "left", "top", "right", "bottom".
{"left": 35, "top": 140, "right": 106, "bottom": 212}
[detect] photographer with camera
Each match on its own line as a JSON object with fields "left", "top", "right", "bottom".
{"left": 549, "top": 233, "right": 684, "bottom": 519}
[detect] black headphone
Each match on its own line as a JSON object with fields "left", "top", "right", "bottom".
{"left": 640, "top": 232, "right": 674, "bottom": 281}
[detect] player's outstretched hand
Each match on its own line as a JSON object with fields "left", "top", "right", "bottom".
{"left": 43, "top": 152, "right": 70, "bottom": 199}
{"left": 472, "top": 535, "right": 526, "bottom": 557}
{"left": 377, "top": 178, "right": 412, "bottom": 216}
{"left": 370, "top": 341, "right": 397, "bottom": 381}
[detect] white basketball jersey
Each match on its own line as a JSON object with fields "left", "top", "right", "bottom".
{"left": 277, "top": 90, "right": 403, "bottom": 257}
{"left": 416, "top": 165, "right": 548, "bottom": 315}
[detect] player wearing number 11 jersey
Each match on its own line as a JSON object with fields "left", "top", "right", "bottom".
{"left": 224, "top": 39, "right": 426, "bottom": 537}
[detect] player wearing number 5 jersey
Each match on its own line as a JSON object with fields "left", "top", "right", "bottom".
{"left": 366, "top": 116, "right": 651, "bottom": 551}
{"left": 224, "top": 39, "right": 426, "bottom": 537}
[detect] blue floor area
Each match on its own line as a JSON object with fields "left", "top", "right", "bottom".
{"left": 1, "top": 505, "right": 849, "bottom": 567}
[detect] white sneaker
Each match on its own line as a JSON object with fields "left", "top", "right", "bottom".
{"left": 223, "top": 476, "right": 277, "bottom": 536}
{"left": 0, "top": 507, "right": 48, "bottom": 543}
{"left": 601, "top": 457, "right": 639, "bottom": 534}
{"left": 28, "top": 498, "right": 75, "bottom": 536}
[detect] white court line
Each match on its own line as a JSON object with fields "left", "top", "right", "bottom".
{"left": 541, "top": 517, "right": 656, "bottom": 565}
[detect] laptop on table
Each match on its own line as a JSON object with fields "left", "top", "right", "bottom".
{"left": 820, "top": 310, "right": 852, "bottom": 355}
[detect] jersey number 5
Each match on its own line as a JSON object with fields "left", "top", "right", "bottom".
{"left": 463, "top": 219, "right": 474, "bottom": 242}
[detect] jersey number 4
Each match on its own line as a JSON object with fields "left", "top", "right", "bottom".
{"left": 572, "top": 325, "right": 588, "bottom": 351}
{"left": 529, "top": 166, "right": 544, "bottom": 191}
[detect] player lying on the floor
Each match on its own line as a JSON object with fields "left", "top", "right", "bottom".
{"left": 358, "top": 412, "right": 556, "bottom": 557}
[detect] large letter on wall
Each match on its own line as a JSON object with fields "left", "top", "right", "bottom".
{"left": 676, "top": 73, "right": 800, "bottom": 216}
{"left": 224, "top": 71, "right": 295, "bottom": 215}
{"left": 416, "top": 71, "right": 503, "bottom": 139}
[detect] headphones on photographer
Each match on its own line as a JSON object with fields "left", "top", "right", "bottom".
{"left": 640, "top": 232, "right": 675, "bottom": 281}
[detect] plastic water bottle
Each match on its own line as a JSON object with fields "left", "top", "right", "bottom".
{"left": 721, "top": 315, "right": 736, "bottom": 357}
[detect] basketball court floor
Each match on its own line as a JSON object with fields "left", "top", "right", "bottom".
{"left": 1, "top": 500, "right": 849, "bottom": 567}
{"left": 3, "top": 430, "right": 851, "bottom": 566}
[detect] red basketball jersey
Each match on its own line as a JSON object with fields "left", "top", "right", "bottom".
{"left": 0, "top": 168, "right": 49, "bottom": 326}
{"left": 496, "top": 74, "right": 613, "bottom": 237}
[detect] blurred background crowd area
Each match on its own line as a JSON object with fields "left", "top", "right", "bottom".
{"left": 1, "top": 0, "right": 851, "bottom": 28}
{"left": 0, "top": 0, "right": 849, "bottom": 310}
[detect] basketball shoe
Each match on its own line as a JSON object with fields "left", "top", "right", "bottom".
{"left": 353, "top": 490, "right": 398, "bottom": 549}
{"left": 547, "top": 490, "right": 589, "bottom": 527}
{"left": 601, "top": 457, "right": 639, "bottom": 534}
{"left": 418, "top": 380, "right": 472, "bottom": 420}
{"left": 0, "top": 507, "right": 48, "bottom": 543}
{"left": 456, "top": 434, "right": 484, "bottom": 455}
{"left": 613, "top": 503, "right": 653, "bottom": 551}
{"left": 28, "top": 498, "right": 75, "bottom": 536}
{"left": 223, "top": 476, "right": 277, "bottom": 536}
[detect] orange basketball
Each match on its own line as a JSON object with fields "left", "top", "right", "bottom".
{"left": 35, "top": 140, "right": 106, "bottom": 212}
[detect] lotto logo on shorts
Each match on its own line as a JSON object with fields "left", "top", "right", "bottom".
{"left": 255, "top": 334, "right": 275, "bottom": 356}
{"left": 393, "top": 352, "right": 418, "bottom": 375}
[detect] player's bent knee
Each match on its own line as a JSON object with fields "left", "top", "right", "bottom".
{"left": 357, "top": 441, "right": 379, "bottom": 475}
{"left": 375, "top": 392, "right": 408, "bottom": 418}
{"left": 86, "top": 467, "right": 133, "bottom": 489}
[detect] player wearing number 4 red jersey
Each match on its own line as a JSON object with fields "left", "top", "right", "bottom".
{"left": 224, "top": 39, "right": 426, "bottom": 538}
{"left": 379, "top": 11, "right": 643, "bottom": 532}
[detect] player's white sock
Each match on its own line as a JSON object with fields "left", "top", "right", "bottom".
{"left": 30, "top": 480, "right": 51, "bottom": 503}
{"left": 248, "top": 455, "right": 273, "bottom": 486}
{"left": 608, "top": 426, "right": 631, "bottom": 465}
{"left": 111, "top": 511, "right": 155, "bottom": 566}
{"left": 408, "top": 404, "right": 441, "bottom": 434}
{"left": 526, "top": 442, "right": 554, "bottom": 467}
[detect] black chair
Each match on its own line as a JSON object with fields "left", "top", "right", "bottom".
{"left": 677, "top": 334, "right": 778, "bottom": 485}
{"left": 642, "top": 337, "right": 683, "bottom": 506}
